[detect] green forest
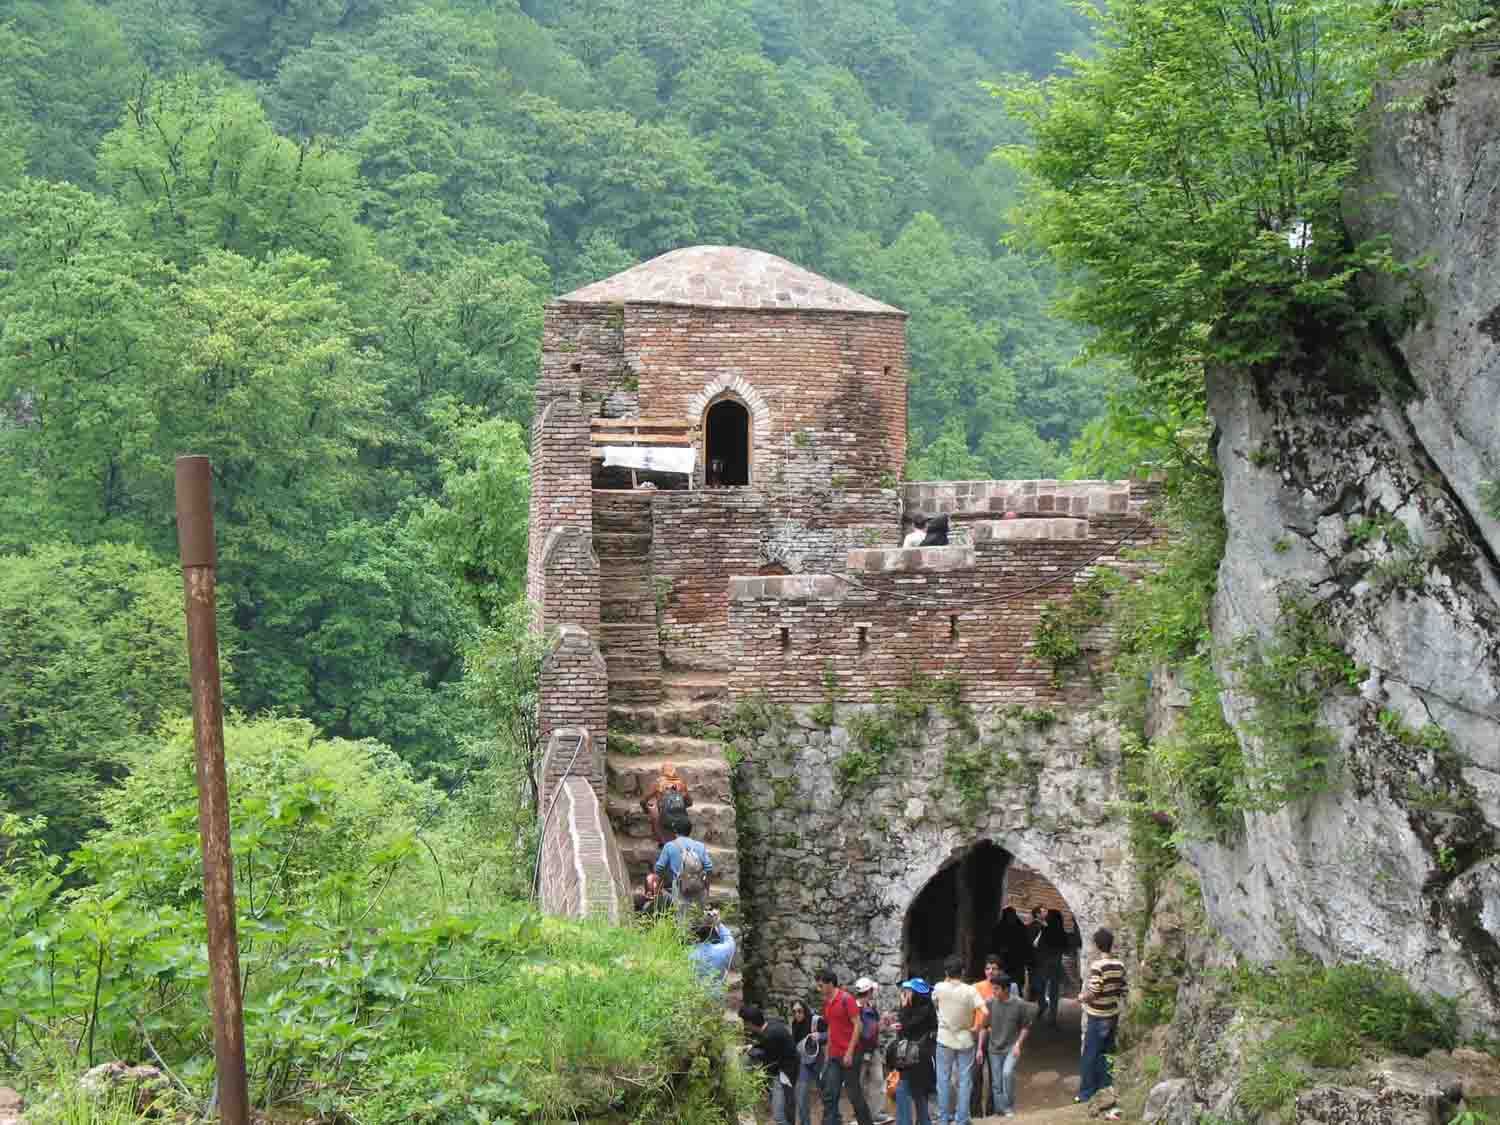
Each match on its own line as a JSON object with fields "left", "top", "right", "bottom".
{"left": 0, "top": 0, "right": 1106, "bottom": 1119}
{"left": 1, "top": 0, "right": 1106, "bottom": 843}
{"left": 4, "top": 0, "right": 1491, "bottom": 1118}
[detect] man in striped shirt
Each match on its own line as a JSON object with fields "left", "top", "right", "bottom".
{"left": 1076, "top": 928, "right": 1129, "bottom": 1103}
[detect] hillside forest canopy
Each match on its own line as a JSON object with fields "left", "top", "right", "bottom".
{"left": 4, "top": 0, "right": 1496, "bottom": 1119}
{"left": 0, "top": 0, "right": 1108, "bottom": 844}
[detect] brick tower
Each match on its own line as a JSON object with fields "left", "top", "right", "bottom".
{"left": 527, "top": 245, "right": 909, "bottom": 915}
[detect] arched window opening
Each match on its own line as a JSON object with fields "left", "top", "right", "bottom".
{"left": 705, "top": 398, "right": 751, "bottom": 487}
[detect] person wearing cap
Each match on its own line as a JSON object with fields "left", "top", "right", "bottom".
{"left": 853, "top": 976, "right": 889, "bottom": 1125}
{"left": 932, "top": 956, "right": 984, "bottom": 1125}
{"left": 817, "top": 969, "right": 875, "bottom": 1125}
{"left": 886, "top": 978, "right": 936, "bottom": 1125}
{"left": 985, "top": 972, "right": 1036, "bottom": 1117}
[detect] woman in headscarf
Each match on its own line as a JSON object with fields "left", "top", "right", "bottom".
{"left": 886, "top": 978, "right": 937, "bottom": 1125}
{"left": 790, "top": 997, "right": 825, "bottom": 1125}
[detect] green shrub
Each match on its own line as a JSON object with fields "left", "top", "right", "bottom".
{"left": 0, "top": 720, "right": 750, "bottom": 1124}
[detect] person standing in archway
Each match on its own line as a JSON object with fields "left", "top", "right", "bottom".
{"left": 1035, "top": 911, "right": 1070, "bottom": 1026}
{"left": 932, "top": 956, "right": 984, "bottom": 1125}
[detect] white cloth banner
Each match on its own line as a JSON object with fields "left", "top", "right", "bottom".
{"left": 602, "top": 445, "right": 696, "bottom": 476}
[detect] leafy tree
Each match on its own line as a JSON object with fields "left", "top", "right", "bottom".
{"left": 0, "top": 543, "right": 195, "bottom": 857}
{"left": 413, "top": 409, "right": 532, "bottom": 624}
{"left": 0, "top": 180, "right": 171, "bottom": 544}
{"left": 0, "top": 0, "right": 136, "bottom": 185}
{"left": 1001, "top": 0, "right": 1394, "bottom": 382}
{"left": 98, "top": 75, "right": 367, "bottom": 275}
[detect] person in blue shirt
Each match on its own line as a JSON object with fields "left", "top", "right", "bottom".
{"left": 654, "top": 817, "right": 714, "bottom": 919}
{"left": 689, "top": 911, "right": 736, "bottom": 987}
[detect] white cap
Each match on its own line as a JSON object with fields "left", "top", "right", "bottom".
{"left": 852, "top": 976, "right": 878, "bottom": 995}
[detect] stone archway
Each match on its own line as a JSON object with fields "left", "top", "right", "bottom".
{"left": 869, "top": 829, "right": 1102, "bottom": 993}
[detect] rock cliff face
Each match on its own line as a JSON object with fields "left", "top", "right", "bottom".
{"left": 1191, "top": 53, "right": 1500, "bottom": 1031}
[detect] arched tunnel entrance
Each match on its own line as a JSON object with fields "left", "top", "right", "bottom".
{"left": 903, "top": 840, "right": 1083, "bottom": 996}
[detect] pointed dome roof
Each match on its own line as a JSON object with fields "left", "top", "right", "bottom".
{"left": 557, "top": 245, "right": 905, "bottom": 315}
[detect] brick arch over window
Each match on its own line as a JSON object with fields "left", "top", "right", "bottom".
{"left": 688, "top": 376, "right": 771, "bottom": 485}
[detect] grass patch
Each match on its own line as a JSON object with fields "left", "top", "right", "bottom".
{"left": 1224, "top": 958, "right": 1458, "bottom": 1114}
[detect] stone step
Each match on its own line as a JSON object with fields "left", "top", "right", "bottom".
{"left": 607, "top": 746, "right": 732, "bottom": 802}
{"left": 609, "top": 699, "right": 727, "bottom": 735}
{"left": 601, "top": 594, "right": 656, "bottom": 624}
{"left": 593, "top": 531, "right": 652, "bottom": 558}
{"left": 661, "top": 673, "right": 730, "bottom": 703}
{"left": 599, "top": 558, "right": 651, "bottom": 581}
{"left": 618, "top": 838, "right": 739, "bottom": 884}
{"left": 593, "top": 507, "right": 653, "bottom": 534}
{"left": 608, "top": 675, "right": 663, "bottom": 704}
{"left": 599, "top": 622, "right": 660, "bottom": 657}
{"left": 608, "top": 797, "right": 736, "bottom": 846}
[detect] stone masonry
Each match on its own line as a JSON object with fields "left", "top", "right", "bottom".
{"left": 526, "top": 246, "right": 1165, "bottom": 1010}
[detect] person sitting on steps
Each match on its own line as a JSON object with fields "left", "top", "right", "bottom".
{"left": 903, "top": 513, "right": 929, "bottom": 548}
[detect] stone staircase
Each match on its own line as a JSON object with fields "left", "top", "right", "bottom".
{"left": 593, "top": 491, "right": 663, "bottom": 706}
{"left": 606, "top": 671, "right": 740, "bottom": 915}
{"left": 592, "top": 491, "right": 741, "bottom": 918}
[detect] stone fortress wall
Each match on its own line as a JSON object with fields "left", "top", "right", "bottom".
{"left": 525, "top": 247, "right": 1164, "bottom": 1015}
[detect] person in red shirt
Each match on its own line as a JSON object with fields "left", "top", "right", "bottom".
{"left": 818, "top": 969, "right": 875, "bottom": 1125}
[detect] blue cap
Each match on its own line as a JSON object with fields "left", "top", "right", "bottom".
{"left": 898, "top": 977, "right": 932, "bottom": 995}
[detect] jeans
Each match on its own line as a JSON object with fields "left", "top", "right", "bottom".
{"left": 796, "top": 1061, "right": 820, "bottom": 1125}
{"left": 933, "top": 1043, "right": 973, "bottom": 1125}
{"left": 895, "top": 1074, "right": 933, "bottom": 1125}
{"left": 821, "top": 1055, "right": 874, "bottom": 1125}
{"left": 1078, "top": 1015, "right": 1118, "bottom": 1102}
{"left": 1035, "top": 963, "right": 1061, "bottom": 1022}
{"left": 988, "top": 1050, "right": 1019, "bottom": 1114}
{"left": 769, "top": 1074, "right": 792, "bottom": 1125}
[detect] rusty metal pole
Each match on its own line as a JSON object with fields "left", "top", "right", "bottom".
{"left": 174, "top": 455, "right": 251, "bottom": 1125}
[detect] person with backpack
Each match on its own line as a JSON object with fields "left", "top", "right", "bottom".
{"left": 654, "top": 817, "right": 712, "bottom": 919}
{"left": 641, "top": 763, "right": 693, "bottom": 847}
{"left": 851, "top": 978, "right": 892, "bottom": 1125}
{"left": 817, "top": 969, "right": 874, "bottom": 1125}
{"left": 885, "top": 979, "right": 936, "bottom": 1125}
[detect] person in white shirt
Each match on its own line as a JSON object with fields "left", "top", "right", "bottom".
{"left": 903, "top": 513, "right": 928, "bottom": 548}
{"left": 931, "top": 957, "right": 984, "bottom": 1125}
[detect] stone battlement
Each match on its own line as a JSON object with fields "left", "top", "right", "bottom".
{"left": 901, "top": 478, "right": 1136, "bottom": 518}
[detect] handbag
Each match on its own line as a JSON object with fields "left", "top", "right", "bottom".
{"left": 892, "top": 1036, "right": 924, "bottom": 1070}
{"left": 885, "top": 1068, "right": 901, "bottom": 1102}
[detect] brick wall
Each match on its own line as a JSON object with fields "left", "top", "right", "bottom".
{"left": 538, "top": 626, "right": 608, "bottom": 780}
{"left": 538, "top": 728, "right": 632, "bottom": 921}
{"left": 648, "top": 488, "right": 901, "bottom": 668}
{"left": 725, "top": 504, "right": 1163, "bottom": 706}
{"left": 526, "top": 392, "right": 593, "bottom": 613}
{"left": 621, "top": 305, "right": 907, "bottom": 489}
